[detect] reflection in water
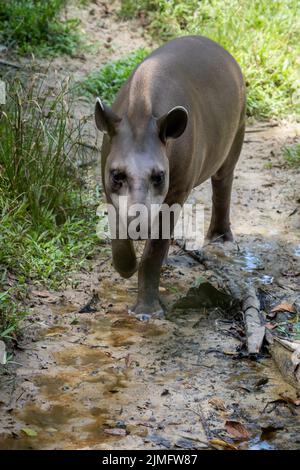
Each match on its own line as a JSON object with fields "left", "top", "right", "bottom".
{"left": 294, "top": 245, "right": 300, "bottom": 258}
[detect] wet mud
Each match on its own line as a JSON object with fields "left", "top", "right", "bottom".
{"left": 0, "top": 1, "right": 299, "bottom": 450}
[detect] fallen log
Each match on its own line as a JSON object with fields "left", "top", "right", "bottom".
{"left": 268, "top": 337, "right": 300, "bottom": 391}
{"left": 242, "top": 286, "right": 265, "bottom": 354}
{"left": 175, "top": 242, "right": 266, "bottom": 354}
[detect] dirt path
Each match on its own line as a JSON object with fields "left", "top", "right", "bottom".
{"left": 0, "top": 1, "right": 300, "bottom": 451}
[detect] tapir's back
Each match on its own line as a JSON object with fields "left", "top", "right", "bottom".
{"left": 116, "top": 35, "right": 245, "bottom": 120}
{"left": 113, "top": 35, "right": 246, "bottom": 194}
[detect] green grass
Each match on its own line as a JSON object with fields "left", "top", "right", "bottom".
{"left": 282, "top": 142, "right": 300, "bottom": 167}
{"left": 0, "top": 75, "right": 101, "bottom": 347}
{"left": 120, "top": 0, "right": 300, "bottom": 119}
{"left": 80, "top": 48, "right": 149, "bottom": 104}
{"left": 0, "top": 0, "right": 80, "bottom": 56}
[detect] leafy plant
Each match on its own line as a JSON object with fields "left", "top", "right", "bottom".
{"left": 0, "top": 0, "right": 80, "bottom": 56}
{"left": 0, "top": 75, "right": 100, "bottom": 343}
{"left": 80, "top": 48, "right": 149, "bottom": 104}
{"left": 282, "top": 142, "right": 300, "bottom": 167}
{"left": 120, "top": 0, "right": 300, "bottom": 119}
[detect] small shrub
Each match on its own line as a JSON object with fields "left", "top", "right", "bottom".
{"left": 283, "top": 142, "right": 300, "bottom": 167}
{"left": 0, "top": 0, "right": 80, "bottom": 55}
{"left": 80, "top": 48, "right": 149, "bottom": 104}
{"left": 0, "top": 75, "right": 99, "bottom": 342}
{"left": 120, "top": 0, "right": 300, "bottom": 119}
{"left": 0, "top": 76, "right": 81, "bottom": 226}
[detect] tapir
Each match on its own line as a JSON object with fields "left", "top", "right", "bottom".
{"left": 95, "top": 35, "right": 246, "bottom": 319}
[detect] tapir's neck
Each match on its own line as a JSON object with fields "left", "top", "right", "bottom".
{"left": 126, "top": 59, "right": 160, "bottom": 136}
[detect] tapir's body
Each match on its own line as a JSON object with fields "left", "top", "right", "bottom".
{"left": 96, "top": 36, "right": 246, "bottom": 320}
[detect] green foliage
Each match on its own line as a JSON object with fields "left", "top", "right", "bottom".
{"left": 0, "top": 290, "right": 26, "bottom": 341}
{"left": 120, "top": 0, "right": 300, "bottom": 119}
{"left": 0, "top": 77, "right": 81, "bottom": 226}
{"left": 0, "top": 0, "right": 80, "bottom": 55}
{"left": 80, "top": 48, "right": 149, "bottom": 104}
{"left": 282, "top": 142, "right": 300, "bottom": 167}
{"left": 0, "top": 76, "right": 99, "bottom": 342}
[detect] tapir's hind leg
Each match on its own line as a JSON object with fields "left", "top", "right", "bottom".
{"left": 206, "top": 124, "right": 245, "bottom": 243}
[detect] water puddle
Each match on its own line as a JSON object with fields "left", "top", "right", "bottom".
{"left": 1, "top": 236, "right": 299, "bottom": 450}
{"left": 294, "top": 245, "right": 300, "bottom": 258}
{"left": 247, "top": 426, "right": 279, "bottom": 450}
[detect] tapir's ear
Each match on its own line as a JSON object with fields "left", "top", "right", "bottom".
{"left": 95, "top": 97, "right": 121, "bottom": 136}
{"left": 157, "top": 106, "right": 188, "bottom": 143}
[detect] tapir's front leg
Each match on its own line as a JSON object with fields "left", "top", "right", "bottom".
{"left": 129, "top": 239, "right": 170, "bottom": 320}
{"left": 111, "top": 239, "right": 138, "bottom": 278}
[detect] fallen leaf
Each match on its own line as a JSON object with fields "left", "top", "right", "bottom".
{"left": 124, "top": 353, "right": 132, "bottom": 368}
{"left": 209, "top": 397, "right": 226, "bottom": 411}
{"left": 21, "top": 427, "right": 38, "bottom": 437}
{"left": 31, "top": 290, "right": 59, "bottom": 303}
{"left": 225, "top": 420, "right": 250, "bottom": 440}
{"left": 271, "top": 303, "right": 296, "bottom": 314}
{"left": 263, "top": 398, "right": 297, "bottom": 415}
{"left": 45, "top": 427, "right": 58, "bottom": 433}
{"left": 209, "top": 438, "right": 237, "bottom": 450}
{"left": 104, "top": 428, "right": 126, "bottom": 436}
{"left": 279, "top": 393, "right": 300, "bottom": 406}
{"left": 266, "top": 322, "right": 277, "bottom": 330}
{"left": 159, "top": 286, "right": 167, "bottom": 293}
{"left": 31, "top": 290, "right": 50, "bottom": 298}
{"left": 255, "top": 377, "right": 269, "bottom": 388}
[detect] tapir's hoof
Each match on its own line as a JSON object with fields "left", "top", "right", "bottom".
{"left": 114, "top": 263, "right": 138, "bottom": 279}
{"left": 205, "top": 228, "right": 234, "bottom": 243}
{"left": 128, "top": 301, "right": 165, "bottom": 321}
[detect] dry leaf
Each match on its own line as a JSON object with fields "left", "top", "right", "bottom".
{"left": 124, "top": 353, "right": 132, "bottom": 368}
{"left": 104, "top": 428, "right": 126, "bottom": 436}
{"left": 279, "top": 393, "right": 300, "bottom": 406}
{"left": 210, "top": 438, "right": 237, "bottom": 450}
{"left": 271, "top": 303, "right": 296, "bottom": 314}
{"left": 225, "top": 420, "right": 250, "bottom": 440}
{"left": 209, "top": 397, "right": 226, "bottom": 411}
{"left": 21, "top": 427, "right": 38, "bottom": 437}
{"left": 32, "top": 290, "right": 51, "bottom": 298}
{"left": 32, "top": 290, "right": 59, "bottom": 303}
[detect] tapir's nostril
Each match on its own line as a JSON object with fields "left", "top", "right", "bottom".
{"left": 151, "top": 170, "right": 165, "bottom": 187}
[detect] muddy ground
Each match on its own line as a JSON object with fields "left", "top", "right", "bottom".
{"left": 0, "top": 1, "right": 299, "bottom": 450}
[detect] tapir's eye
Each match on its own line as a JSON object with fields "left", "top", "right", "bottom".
{"left": 151, "top": 171, "right": 165, "bottom": 187}
{"left": 111, "top": 169, "right": 126, "bottom": 185}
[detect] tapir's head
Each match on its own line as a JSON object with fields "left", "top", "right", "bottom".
{"left": 95, "top": 97, "right": 188, "bottom": 237}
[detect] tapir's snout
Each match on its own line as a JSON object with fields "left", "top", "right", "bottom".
{"left": 95, "top": 92, "right": 189, "bottom": 242}
{"left": 108, "top": 169, "right": 168, "bottom": 240}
